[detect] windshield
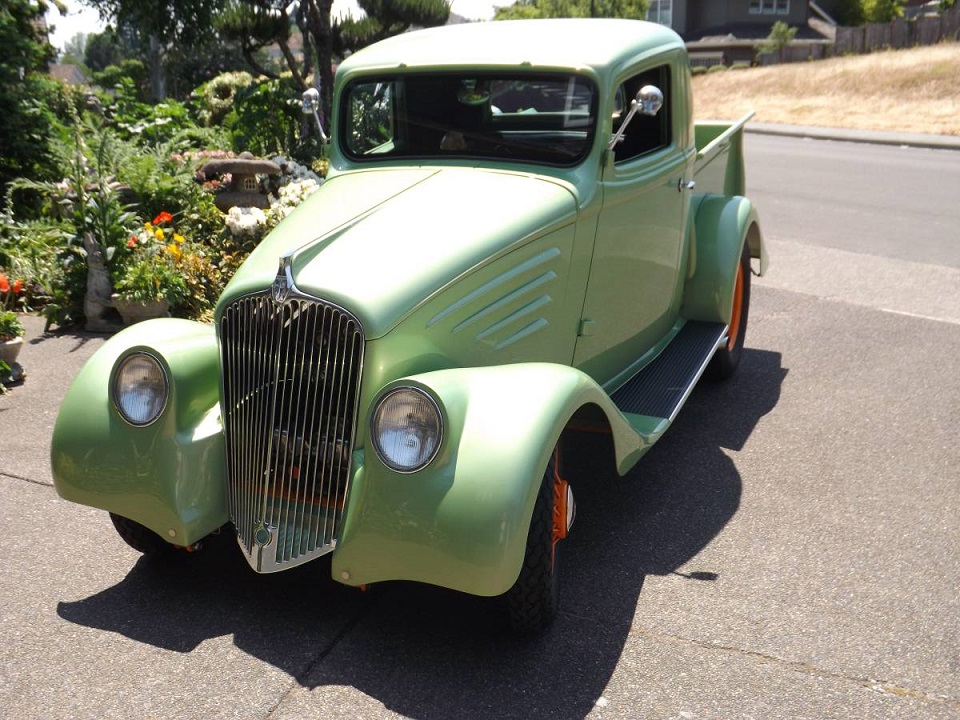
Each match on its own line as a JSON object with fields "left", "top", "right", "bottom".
{"left": 341, "top": 73, "right": 597, "bottom": 167}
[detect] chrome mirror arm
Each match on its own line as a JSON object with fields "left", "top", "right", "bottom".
{"left": 301, "top": 88, "right": 328, "bottom": 144}
{"left": 608, "top": 85, "right": 664, "bottom": 150}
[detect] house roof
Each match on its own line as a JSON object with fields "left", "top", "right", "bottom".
{"left": 49, "top": 64, "right": 90, "bottom": 85}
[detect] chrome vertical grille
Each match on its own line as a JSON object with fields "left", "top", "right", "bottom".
{"left": 220, "top": 292, "right": 364, "bottom": 573}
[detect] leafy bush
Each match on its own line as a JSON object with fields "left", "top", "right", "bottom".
{"left": 0, "top": 310, "right": 24, "bottom": 341}
{"left": 195, "top": 71, "right": 255, "bottom": 126}
{"left": 227, "top": 75, "right": 316, "bottom": 161}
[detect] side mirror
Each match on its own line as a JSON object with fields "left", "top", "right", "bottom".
{"left": 636, "top": 85, "right": 664, "bottom": 117}
{"left": 302, "top": 88, "right": 328, "bottom": 143}
{"left": 609, "top": 84, "right": 664, "bottom": 150}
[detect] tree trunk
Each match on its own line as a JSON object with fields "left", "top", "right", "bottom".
{"left": 304, "top": 0, "right": 335, "bottom": 124}
{"left": 148, "top": 34, "right": 166, "bottom": 101}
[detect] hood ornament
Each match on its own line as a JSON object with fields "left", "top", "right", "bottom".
{"left": 272, "top": 257, "right": 292, "bottom": 305}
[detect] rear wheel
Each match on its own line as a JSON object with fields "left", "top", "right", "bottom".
{"left": 505, "top": 454, "right": 571, "bottom": 632}
{"left": 707, "top": 242, "right": 751, "bottom": 380}
{"left": 109, "top": 513, "right": 185, "bottom": 556}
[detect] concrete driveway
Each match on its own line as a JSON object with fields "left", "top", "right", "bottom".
{"left": 1, "top": 134, "right": 958, "bottom": 719}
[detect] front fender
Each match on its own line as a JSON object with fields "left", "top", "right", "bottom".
{"left": 50, "top": 319, "right": 226, "bottom": 546}
{"left": 681, "top": 194, "right": 765, "bottom": 324}
{"left": 332, "top": 363, "right": 645, "bottom": 596}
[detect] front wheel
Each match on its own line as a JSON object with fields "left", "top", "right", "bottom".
{"left": 109, "top": 513, "right": 189, "bottom": 556}
{"left": 707, "top": 242, "right": 751, "bottom": 380}
{"left": 504, "top": 455, "right": 571, "bottom": 632}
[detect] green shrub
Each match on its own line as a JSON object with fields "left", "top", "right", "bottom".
{"left": 115, "top": 257, "right": 187, "bottom": 304}
{"left": 195, "top": 71, "right": 255, "bottom": 127}
{"left": 707, "top": 64, "right": 730, "bottom": 73}
{"left": 226, "top": 75, "right": 313, "bottom": 160}
{"left": 0, "top": 310, "right": 24, "bottom": 341}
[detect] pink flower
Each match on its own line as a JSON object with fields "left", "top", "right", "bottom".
{"left": 128, "top": 236, "right": 138, "bottom": 248}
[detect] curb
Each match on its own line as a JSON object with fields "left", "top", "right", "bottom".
{"left": 746, "top": 123, "right": 960, "bottom": 151}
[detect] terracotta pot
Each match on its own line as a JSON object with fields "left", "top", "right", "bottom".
{"left": 112, "top": 296, "right": 170, "bottom": 326}
{"left": 0, "top": 336, "right": 24, "bottom": 366}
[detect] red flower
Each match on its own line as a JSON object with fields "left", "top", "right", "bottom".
{"left": 0, "top": 274, "right": 9, "bottom": 293}
{"left": 128, "top": 236, "right": 138, "bottom": 248}
{"left": 12, "top": 279, "right": 23, "bottom": 294}
{"left": 153, "top": 211, "right": 174, "bottom": 226}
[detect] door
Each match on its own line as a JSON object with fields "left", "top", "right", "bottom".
{"left": 573, "top": 63, "right": 688, "bottom": 387}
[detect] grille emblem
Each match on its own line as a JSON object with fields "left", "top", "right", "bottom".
{"left": 272, "top": 259, "right": 291, "bottom": 305}
{"left": 253, "top": 521, "right": 273, "bottom": 547}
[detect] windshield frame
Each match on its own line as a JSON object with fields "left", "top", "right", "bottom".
{"left": 338, "top": 71, "right": 600, "bottom": 169}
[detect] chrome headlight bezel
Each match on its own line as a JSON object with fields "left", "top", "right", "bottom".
{"left": 370, "top": 386, "right": 443, "bottom": 474}
{"left": 112, "top": 352, "right": 169, "bottom": 427}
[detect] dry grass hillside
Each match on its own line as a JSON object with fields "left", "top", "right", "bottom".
{"left": 692, "top": 43, "right": 960, "bottom": 136}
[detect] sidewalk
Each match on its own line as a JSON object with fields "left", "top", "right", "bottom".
{"left": 748, "top": 122, "right": 960, "bottom": 151}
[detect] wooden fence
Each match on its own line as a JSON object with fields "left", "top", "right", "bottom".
{"left": 756, "top": 7, "right": 959, "bottom": 65}
{"left": 834, "top": 7, "right": 960, "bottom": 54}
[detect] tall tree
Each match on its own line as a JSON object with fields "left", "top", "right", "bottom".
{"left": 82, "top": 0, "right": 229, "bottom": 99}
{"left": 84, "top": 26, "right": 125, "bottom": 71}
{"left": 219, "top": 0, "right": 450, "bottom": 122}
{"left": 0, "top": 0, "right": 65, "bottom": 192}
{"left": 494, "top": 0, "right": 649, "bottom": 20}
{"left": 61, "top": 32, "right": 88, "bottom": 64}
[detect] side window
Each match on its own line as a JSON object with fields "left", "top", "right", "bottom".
{"left": 346, "top": 81, "right": 395, "bottom": 156}
{"left": 613, "top": 64, "right": 672, "bottom": 164}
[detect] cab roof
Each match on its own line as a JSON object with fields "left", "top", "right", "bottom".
{"left": 336, "top": 19, "right": 685, "bottom": 79}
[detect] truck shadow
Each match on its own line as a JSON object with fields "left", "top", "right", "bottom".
{"left": 57, "top": 348, "right": 786, "bottom": 720}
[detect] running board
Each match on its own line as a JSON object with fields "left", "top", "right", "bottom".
{"left": 612, "top": 321, "right": 727, "bottom": 422}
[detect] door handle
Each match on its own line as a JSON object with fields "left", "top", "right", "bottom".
{"left": 678, "top": 178, "right": 696, "bottom": 192}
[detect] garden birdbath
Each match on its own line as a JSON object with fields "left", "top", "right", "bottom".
{"left": 201, "top": 152, "right": 281, "bottom": 212}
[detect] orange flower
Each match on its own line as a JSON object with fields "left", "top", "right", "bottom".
{"left": 12, "top": 279, "right": 22, "bottom": 294}
{"left": 0, "top": 274, "right": 9, "bottom": 293}
{"left": 153, "top": 211, "right": 174, "bottom": 226}
{"left": 128, "top": 236, "right": 138, "bottom": 248}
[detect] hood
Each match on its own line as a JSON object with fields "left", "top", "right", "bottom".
{"left": 221, "top": 168, "right": 577, "bottom": 338}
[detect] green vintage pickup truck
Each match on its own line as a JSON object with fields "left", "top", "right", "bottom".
{"left": 52, "top": 19, "right": 766, "bottom": 631}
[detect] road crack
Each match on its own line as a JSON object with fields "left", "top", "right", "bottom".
{"left": 633, "top": 626, "right": 960, "bottom": 710}
{"left": 0, "top": 471, "right": 53, "bottom": 487}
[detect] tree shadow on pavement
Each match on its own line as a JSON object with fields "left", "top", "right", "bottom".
{"left": 58, "top": 348, "right": 786, "bottom": 720}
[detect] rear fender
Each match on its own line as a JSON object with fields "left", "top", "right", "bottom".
{"left": 681, "top": 195, "right": 765, "bottom": 324}
{"left": 332, "top": 362, "right": 646, "bottom": 596}
{"left": 50, "top": 319, "right": 226, "bottom": 546}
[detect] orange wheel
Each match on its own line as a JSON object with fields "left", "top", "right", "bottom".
{"left": 727, "top": 259, "right": 744, "bottom": 351}
{"left": 707, "top": 242, "right": 751, "bottom": 380}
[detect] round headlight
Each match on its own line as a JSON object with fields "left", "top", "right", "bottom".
{"left": 113, "top": 353, "right": 168, "bottom": 426}
{"left": 371, "top": 387, "right": 442, "bottom": 473}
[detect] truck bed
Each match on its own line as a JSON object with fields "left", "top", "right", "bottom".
{"left": 693, "top": 111, "right": 755, "bottom": 197}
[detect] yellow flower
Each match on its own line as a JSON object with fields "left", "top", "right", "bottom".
{"left": 155, "top": 228, "right": 165, "bottom": 241}
{"left": 145, "top": 222, "right": 153, "bottom": 232}
{"left": 166, "top": 243, "right": 182, "bottom": 261}
{"left": 173, "top": 233, "right": 185, "bottom": 244}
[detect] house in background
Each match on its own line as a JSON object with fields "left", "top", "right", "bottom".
{"left": 646, "top": 0, "right": 843, "bottom": 65}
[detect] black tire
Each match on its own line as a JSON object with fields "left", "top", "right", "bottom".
{"left": 109, "top": 512, "right": 179, "bottom": 556}
{"left": 505, "top": 458, "right": 561, "bottom": 632}
{"left": 707, "top": 242, "right": 751, "bottom": 380}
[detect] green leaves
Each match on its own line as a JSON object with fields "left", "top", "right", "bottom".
{"left": 494, "top": 0, "right": 649, "bottom": 20}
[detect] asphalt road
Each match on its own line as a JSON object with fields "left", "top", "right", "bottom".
{"left": 1, "top": 134, "right": 958, "bottom": 719}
